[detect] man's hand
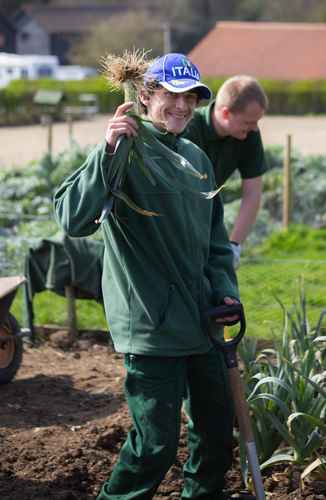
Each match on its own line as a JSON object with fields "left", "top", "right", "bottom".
{"left": 215, "top": 296, "right": 240, "bottom": 323}
{"left": 105, "top": 102, "right": 139, "bottom": 153}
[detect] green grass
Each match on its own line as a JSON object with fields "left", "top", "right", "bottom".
{"left": 9, "top": 224, "right": 326, "bottom": 341}
{"left": 244, "top": 224, "right": 326, "bottom": 259}
{"left": 237, "top": 225, "right": 326, "bottom": 337}
{"left": 10, "top": 288, "right": 108, "bottom": 331}
{"left": 236, "top": 259, "right": 326, "bottom": 337}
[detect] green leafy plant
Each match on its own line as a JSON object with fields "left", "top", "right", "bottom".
{"left": 237, "top": 331, "right": 259, "bottom": 383}
{"left": 248, "top": 346, "right": 326, "bottom": 469}
{"left": 0, "top": 141, "right": 98, "bottom": 278}
{"left": 223, "top": 146, "right": 326, "bottom": 249}
{"left": 237, "top": 276, "right": 326, "bottom": 483}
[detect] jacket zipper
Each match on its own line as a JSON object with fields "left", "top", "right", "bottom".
{"left": 174, "top": 140, "right": 201, "bottom": 311}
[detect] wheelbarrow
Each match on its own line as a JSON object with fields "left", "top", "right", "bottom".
{"left": 0, "top": 276, "right": 32, "bottom": 384}
{"left": 205, "top": 302, "right": 266, "bottom": 500}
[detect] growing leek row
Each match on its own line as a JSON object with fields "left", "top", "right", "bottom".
{"left": 97, "top": 49, "right": 222, "bottom": 223}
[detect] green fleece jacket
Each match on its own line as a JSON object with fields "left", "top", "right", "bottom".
{"left": 53, "top": 122, "right": 240, "bottom": 356}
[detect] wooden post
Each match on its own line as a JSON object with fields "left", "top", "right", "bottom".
{"left": 67, "top": 114, "right": 73, "bottom": 140}
{"left": 65, "top": 286, "right": 77, "bottom": 336}
{"left": 283, "top": 134, "right": 291, "bottom": 229}
{"left": 47, "top": 114, "right": 53, "bottom": 154}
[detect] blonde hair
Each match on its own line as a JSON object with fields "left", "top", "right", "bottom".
{"left": 216, "top": 75, "right": 268, "bottom": 114}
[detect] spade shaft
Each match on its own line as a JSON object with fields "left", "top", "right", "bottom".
{"left": 205, "top": 303, "right": 266, "bottom": 500}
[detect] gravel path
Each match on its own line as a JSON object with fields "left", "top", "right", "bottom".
{"left": 1, "top": 114, "right": 326, "bottom": 170}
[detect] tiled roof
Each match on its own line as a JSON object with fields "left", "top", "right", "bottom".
{"left": 188, "top": 21, "right": 326, "bottom": 81}
{"left": 13, "top": 3, "right": 159, "bottom": 34}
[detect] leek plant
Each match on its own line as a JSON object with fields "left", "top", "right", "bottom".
{"left": 237, "top": 332, "right": 259, "bottom": 383}
{"left": 237, "top": 276, "right": 326, "bottom": 483}
{"left": 97, "top": 49, "right": 221, "bottom": 222}
{"left": 247, "top": 344, "right": 326, "bottom": 469}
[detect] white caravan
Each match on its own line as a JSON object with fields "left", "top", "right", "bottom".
{"left": 0, "top": 53, "right": 97, "bottom": 88}
{"left": 0, "top": 52, "right": 59, "bottom": 88}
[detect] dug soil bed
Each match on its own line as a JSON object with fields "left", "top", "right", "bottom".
{"left": 1, "top": 334, "right": 325, "bottom": 500}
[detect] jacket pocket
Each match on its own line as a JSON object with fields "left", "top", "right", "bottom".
{"left": 156, "top": 283, "right": 175, "bottom": 330}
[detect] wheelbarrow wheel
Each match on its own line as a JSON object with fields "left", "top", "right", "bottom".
{"left": 0, "top": 312, "right": 23, "bottom": 385}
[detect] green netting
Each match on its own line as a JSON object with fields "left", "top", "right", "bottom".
{"left": 236, "top": 258, "right": 326, "bottom": 337}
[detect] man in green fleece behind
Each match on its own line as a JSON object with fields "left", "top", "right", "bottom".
{"left": 186, "top": 76, "right": 268, "bottom": 270}
{"left": 54, "top": 54, "right": 251, "bottom": 500}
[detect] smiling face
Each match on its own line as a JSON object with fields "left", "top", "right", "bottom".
{"left": 140, "top": 86, "right": 197, "bottom": 136}
{"left": 215, "top": 101, "right": 265, "bottom": 140}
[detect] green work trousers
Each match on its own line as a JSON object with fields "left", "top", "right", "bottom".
{"left": 97, "top": 346, "right": 235, "bottom": 500}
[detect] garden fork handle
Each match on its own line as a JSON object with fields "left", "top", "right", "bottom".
{"left": 205, "top": 304, "right": 266, "bottom": 500}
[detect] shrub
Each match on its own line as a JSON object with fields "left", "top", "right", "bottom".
{"left": 222, "top": 146, "right": 326, "bottom": 249}
{"left": 0, "top": 77, "right": 124, "bottom": 124}
{"left": 2, "top": 76, "right": 326, "bottom": 124}
{"left": 202, "top": 77, "right": 326, "bottom": 115}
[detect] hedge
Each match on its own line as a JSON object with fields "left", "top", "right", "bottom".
{"left": 0, "top": 77, "right": 124, "bottom": 124}
{"left": 202, "top": 77, "right": 326, "bottom": 115}
{"left": 1, "top": 76, "right": 326, "bottom": 124}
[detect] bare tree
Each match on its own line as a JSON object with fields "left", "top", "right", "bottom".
{"left": 155, "top": 0, "right": 239, "bottom": 53}
{"left": 0, "top": 0, "right": 40, "bottom": 16}
{"left": 235, "top": 0, "right": 325, "bottom": 22}
{"left": 320, "top": 0, "right": 326, "bottom": 21}
{"left": 67, "top": 9, "right": 164, "bottom": 67}
{"left": 4, "top": 0, "right": 326, "bottom": 60}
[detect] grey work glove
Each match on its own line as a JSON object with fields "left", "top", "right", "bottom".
{"left": 231, "top": 242, "right": 242, "bottom": 270}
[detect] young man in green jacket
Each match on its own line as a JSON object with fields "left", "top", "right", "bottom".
{"left": 186, "top": 75, "right": 268, "bottom": 269}
{"left": 54, "top": 54, "right": 251, "bottom": 500}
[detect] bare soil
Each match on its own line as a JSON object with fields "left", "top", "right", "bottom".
{"left": 1, "top": 334, "right": 326, "bottom": 500}
{"left": 1, "top": 114, "right": 326, "bottom": 171}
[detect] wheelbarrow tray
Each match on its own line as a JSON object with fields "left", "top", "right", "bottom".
{"left": 0, "top": 276, "right": 27, "bottom": 300}
{"left": 0, "top": 277, "right": 30, "bottom": 338}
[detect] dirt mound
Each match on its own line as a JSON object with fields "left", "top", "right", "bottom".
{"left": 0, "top": 338, "right": 325, "bottom": 499}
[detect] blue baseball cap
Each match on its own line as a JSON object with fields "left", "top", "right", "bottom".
{"left": 145, "top": 53, "right": 212, "bottom": 101}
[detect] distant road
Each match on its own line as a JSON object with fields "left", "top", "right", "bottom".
{"left": 0, "top": 114, "right": 113, "bottom": 171}
{"left": 259, "top": 115, "right": 326, "bottom": 156}
{"left": 1, "top": 114, "right": 326, "bottom": 170}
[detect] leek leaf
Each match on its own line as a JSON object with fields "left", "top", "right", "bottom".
{"left": 98, "top": 116, "right": 221, "bottom": 223}
{"left": 110, "top": 189, "right": 160, "bottom": 217}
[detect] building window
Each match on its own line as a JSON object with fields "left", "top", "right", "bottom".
{"left": 0, "top": 33, "right": 5, "bottom": 47}
{"left": 38, "top": 66, "right": 52, "bottom": 77}
{"left": 22, "top": 32, "right": 30, "bottom": 41}
{"left": 7, "top": 68, "right": 13, "bottom": 74}
{"left": 59, "top": 34, "right": 68, "bottom": 41}
{"left": 21, "top": 68, "right": 28, "bottom": 78}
